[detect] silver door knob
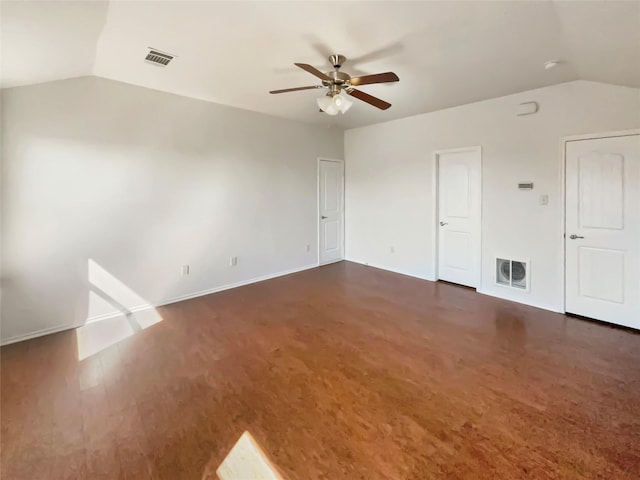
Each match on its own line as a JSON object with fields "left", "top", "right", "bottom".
{"left": 440, "top": 221, "right": 448, "bottom": 226}
{"left": 569, "top": 234, "right": 584, "bottom": 239}
{"left": 321, "top": 216, "right": 328, "bottom": 219}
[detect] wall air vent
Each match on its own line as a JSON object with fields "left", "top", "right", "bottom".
{"left": 496, "top": 258, "right": 529, "bottom": 291}
{"left": 144, "top": 49, "right": 174, "bottom": 67}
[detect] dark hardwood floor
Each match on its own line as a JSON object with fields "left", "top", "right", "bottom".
{"left": 2, "top": 261, "right": 639, "bottom": 479}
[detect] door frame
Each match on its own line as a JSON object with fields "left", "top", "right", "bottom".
{"left": 317, "top": 157, "right": 345, "bottom": 266}
{"left": 431, "top": 146, "right": 483, "bottom": 287}
{"left": 559, "top": 128, "right": 640, "bottom": 314}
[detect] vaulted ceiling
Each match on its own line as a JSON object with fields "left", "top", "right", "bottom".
{"left": 2, "top": 1, "right": 639, "bottom": 129}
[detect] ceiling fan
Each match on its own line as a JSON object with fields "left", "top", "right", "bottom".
{"left": 269, "top": 54, "right": 399, "bottom": 115}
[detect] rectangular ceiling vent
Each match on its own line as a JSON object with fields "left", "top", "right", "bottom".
{"left": 144, "top": 49, "right": 174, "bottom": 67}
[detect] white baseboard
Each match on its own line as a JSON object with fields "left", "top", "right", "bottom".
{"left": 476, "top": 288, "right": 563, "bottom": 313}
{"left": 157, "top": 263, "right": 318, "bottom": 307}
{"left": 0, "top": 263, "right": 319, "bottom": 347}
{"left": 346, "top": 258, "right": 562, "bottom": 313}
{"left": 82, "top": 303, "right": 154, "bottom": 324}
{"left": 1, "top": 261, "right": 565, "bottom": 347}
{"left": 318, "top": 258, "right": 344, "bottom": 267}
{"left": 345, "top": 258, "right": 433, "bottom": 282}
{"left": 0, "top": 323, "right": 84, "bottom": 346}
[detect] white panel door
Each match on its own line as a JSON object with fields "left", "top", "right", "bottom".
{"left": 319, "top": 159, "right": 344, "bottom": 265}
{"left": 437, "top": 148, "right": 481, "bottom": 288}
{"left": 566, "top": 135, "right": 640, "bottom": 329}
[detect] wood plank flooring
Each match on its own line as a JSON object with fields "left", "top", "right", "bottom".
{"left": 1, "top": 261, "right": 639, "bottom": 479}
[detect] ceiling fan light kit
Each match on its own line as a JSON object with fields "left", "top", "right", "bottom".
{"left": 316, "top": 91, "right": 353, "bottom": 115}
{"left": 317, "top": 95, "right": 337, "bottom": 115}
{"left": 270, "top": 54, "right": 399, "bottom": 115}
{"left": 333, "top": 91, "right": 353, "bottom": 113}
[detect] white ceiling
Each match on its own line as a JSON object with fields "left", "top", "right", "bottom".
{"left": 2, "top": 1, "right": 639, "bottom": 129}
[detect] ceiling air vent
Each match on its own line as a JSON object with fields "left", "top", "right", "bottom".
{"left": 144, "top": 49, "right": 174, "bottom": 67}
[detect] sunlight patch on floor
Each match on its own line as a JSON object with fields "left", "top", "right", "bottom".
{"left": 76, "top": 313, "right": 135, "bottom": 360}
{"left": 216, "top": 431, "right": 284, "bottom": 480}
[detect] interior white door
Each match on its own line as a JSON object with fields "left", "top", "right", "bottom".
{"left": 565, "top": 134, "right": 640, "bottom": 329}
{"left": 437, "top": 148, "right": 481, "bottom": 288}
{"left": 319, "top": 159, "right": 344, "bottom": 265}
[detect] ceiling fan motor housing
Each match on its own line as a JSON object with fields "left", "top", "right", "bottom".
{"left": 322, "top": 71, "right": 351, "bottom": 92}
{"left": 322, "top": 55, "right": 350, "bottom": 93}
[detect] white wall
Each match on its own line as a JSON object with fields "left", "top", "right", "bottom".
{"left": 345, "top": 80, "right": 640, "bottom": 312}
{"left": 1, "top": 76, "right": 343, "bottom": 343}
{"left": 3, "top": 77, "right": 638, "bottom": 343}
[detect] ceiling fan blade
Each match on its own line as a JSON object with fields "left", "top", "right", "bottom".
{"left": 346, "top": 88, "right": 392, "bottom": 110}
{"left": 269, "top": 86, "right": 321, "bottom": 94}
{"left": 294, "top": 63, "right": 332, "bottom": 81}
{"left": 349, "top": 72, "right": 399, "bottom": 86}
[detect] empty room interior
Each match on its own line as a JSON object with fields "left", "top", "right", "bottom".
{"left": 1, "top": 1, "right": 640, "bottom": 479}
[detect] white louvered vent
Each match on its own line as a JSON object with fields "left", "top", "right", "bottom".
{"left": 496, "top": 258, "right": 529, "bottom": 291}
{"left": 144, "top": 49, "right": 174, "bottom": 67}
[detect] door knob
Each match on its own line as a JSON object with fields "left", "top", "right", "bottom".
{"left": 569, "top": 234, "right": 584, "bottom": 239}
{"left": 440, "top": 221, "right": 448, "bottom": 226}
{"left": 321, "top": 216, "right": 328, "bottom": 219}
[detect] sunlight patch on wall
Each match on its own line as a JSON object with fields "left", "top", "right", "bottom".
{"left": 88, "top": 258, "right": 151, "bottom": 318}
{"left": 87, "top": 289, "right": 119, "bottom": 320}
{"left": 216, "top": 431, "right": 284, "bottom": 480}
{"left": 77, "top": 259, "right": 162, "bottom": 360}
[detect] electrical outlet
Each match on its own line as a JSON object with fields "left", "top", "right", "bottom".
{"left": 306, "top": 244, "right": 311, "bottom": 252}
{"left": 181, "top": 265, "right": 190, "bottom": 276}
{"left": 540, "top": 194, "right": 549, "bottom": 205}
{"left": 230, "top": 256, "right": 238, "bottom": 266}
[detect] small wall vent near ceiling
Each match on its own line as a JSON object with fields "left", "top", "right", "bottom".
{"left": 496, "top": 258, "right": 529, "bottom": 291}
{"left": 144, "top": 49, "right": 174, "bottom": 67}
{"left": 516, "top": 101, "right": 539, "bottom": 116}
